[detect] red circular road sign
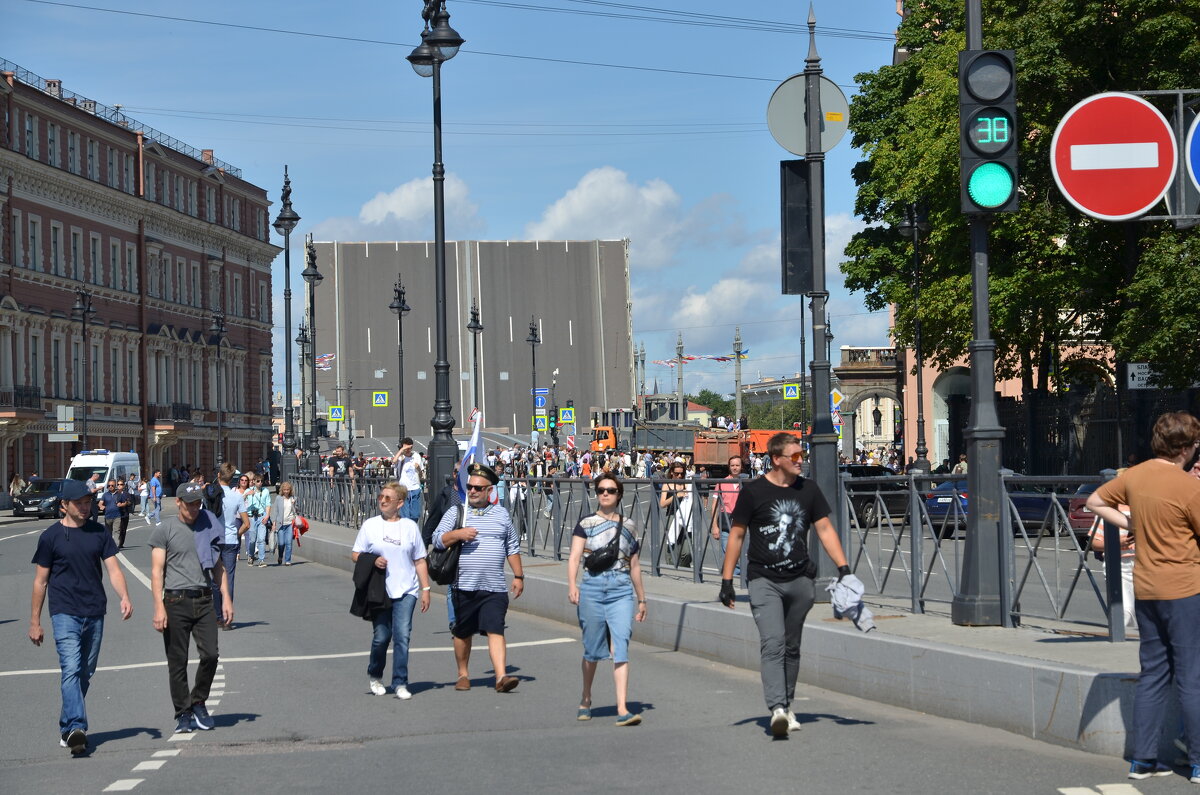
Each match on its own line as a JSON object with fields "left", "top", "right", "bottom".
{"left": 1051, "top": 92, "right": 1177, "bottom": 221}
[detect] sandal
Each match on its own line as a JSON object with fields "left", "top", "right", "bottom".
{"left": 577, "top": 700, "right": 592, "bottom": 721}
{"left": 454, "top": 676, "right": 471, "bottom": 691}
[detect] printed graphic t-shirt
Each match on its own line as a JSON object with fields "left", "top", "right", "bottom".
{"left": 730, "top": 475, "right": 831, "bottom": 583}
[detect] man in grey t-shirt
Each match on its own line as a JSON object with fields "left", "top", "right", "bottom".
{"left": 149, "top": 482, "right": 231, "bottom": 734}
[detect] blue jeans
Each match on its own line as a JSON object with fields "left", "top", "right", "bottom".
{"left": 400, "top": 490, "right": 423, "bottom": 522}
{"left": 250, "top": 516, "right": 267, "bottom": 561}
{"left": 50, "top": 613, "right": 105, "bottom": 734}
{"left": 368, "top": 594, "right": 417, "bottom": 689}
{"left": 211, "top": 543, "right": 239, "bottom": 623}
{"left": 578, "top": 570, "right": 635, "bottom": 663}
{"left": 447, "top": 584, "right": 456, "bottom": 625}
{"left": 1133, "top": 592, "right": 1200, "bottom": 764}
{"left": 276, "top": 523, "right": 293, "bottom": 564}
{"left": 149, "top": 497, "right": 162, "bottom": 524}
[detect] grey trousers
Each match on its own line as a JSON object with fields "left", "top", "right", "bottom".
{"left": 748, "top": 575, "right": 815, "bottom": 711}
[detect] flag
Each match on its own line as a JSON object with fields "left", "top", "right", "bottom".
{"left": 455, "top": 410, "right": 484, "bottom": 504}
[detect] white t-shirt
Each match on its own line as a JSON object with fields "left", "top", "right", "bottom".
{"left": 352, "top": 515, "right": 426, "bottom": 599}
{"left": 394, "top": 453, "right": 424, "bottom": 493}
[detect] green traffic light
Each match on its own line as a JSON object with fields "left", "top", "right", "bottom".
{"left": 967, "top": 162, "right": 1015, "bottom": 208}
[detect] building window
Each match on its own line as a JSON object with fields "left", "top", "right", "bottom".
{"left": 188, "top": 181, "right": 198, "bottom": 217}
{"left": 256, "top": 208, "right": 264, "bottom": 240}
{"left": 90, "top": 235, "right": 102, "bottom": 285}
{"left": 111, "top": 345, "right": 120, "bottom": 404}
{"left": 126, "top": 349, "right": 135, "bottom": 404}
{"left": 71, "top": 230, "right": 82, "bottom": 281}
{"left": 232, "top": 198, "right": 241, "bottom": 232}
{"left": 52, "top": 338, "right": 62, "bottom": 397}
{"left": 125, "top": 245, "right": 136, "bottom": 293}
{"left": 145, "top": 163, "right": 156, "bottom": 201}
{"left": 67, "top": 131, "right": 78, "bottom": 174}
{"left": 161, "top": 170, "right": 171, "bottom": 208}
{"left": 11, "top": 210, "right": 21, "bottom": 267}
{"left": 107, "top": 147, "right": 117, "bottom": 188}
{"left": 27, "top": 217, "right": 41, "bottom": 271}
{"left": 175, "top": 176, "right": 183, "bottom": 211}
{"left": 123, "top": 154, "right": 134, "bottom": 194}
{"left": 259, "top": 283, "right": 268, "bottom": 323}
{"left": 24, "top": 113, "right": 38, "bottom": 159}
{"left": 47, "top": 123, "right": 58, "bottom": 167}
{"left": 192, "top": 263, "right": 201, "bottom": 308}
{"left": 91, "top": 342, "right": 101, "bottom": 401}
{"left": 110, "top": 240, "right": 121, "bottom": 289}
{"left": 50, "top": 223, "right": 62, "bottom": 276}
{"left": 205, "top": 186, "right": 216, "bottom": 222}
{"left": 72, "top": 340, "right": 81, "bottom": 399}
{"left": 232, "top": 274, "right": 242, "bottom": 316}
{"left": 87, "top": 139, "right": 98, "bottom": 180}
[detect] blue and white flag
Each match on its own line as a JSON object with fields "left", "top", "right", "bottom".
{"left": 455, "top": 409, "right": 483, "bottom": 504}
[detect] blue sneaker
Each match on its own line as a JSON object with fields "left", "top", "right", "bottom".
{"left": 1190, "top": 764, "right": 1200, "bottom": 784}
{"left": 1128, "top": 759, "right": 1172, "bottom": 779}
{"left": 191, "top": 703, "right": 214, "bottom": 731}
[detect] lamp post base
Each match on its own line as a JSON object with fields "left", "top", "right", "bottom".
{"left": 427, "top": 434, "right": 459, "bottom": 498}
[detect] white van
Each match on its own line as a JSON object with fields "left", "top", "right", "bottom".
{"left": 66, "top": 449, "right": 142, "bottom": 487}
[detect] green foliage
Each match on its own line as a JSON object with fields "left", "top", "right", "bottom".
{"left": 688, "top": 389, "right": 735, "bottom": 419}
{"left": 843, "top": 0, "right": 1200, "bottom": 388}
{"left": 745, "top": 400, "right": 809, "bottom": 431}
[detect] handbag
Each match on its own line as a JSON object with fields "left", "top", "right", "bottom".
{"left": 584, "top": 514, "right": 624, "bottom": 575}
{"left": 427, "top": 505, "right": 465, "bottom": 586}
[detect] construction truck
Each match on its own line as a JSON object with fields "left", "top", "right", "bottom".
{"left": 589, "top": 422, "right": 749, "bottom": 476}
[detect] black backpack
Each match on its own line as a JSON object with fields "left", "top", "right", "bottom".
{"left": 204, "top": 483, "right": 224, "bottom": 518}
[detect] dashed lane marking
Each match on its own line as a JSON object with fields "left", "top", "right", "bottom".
{"left": 167, "top": 733, "right": 195, "bottom": 743}
{"left": 152, "top": 750, "right": 180, "bottom": 758}
{"left": 1057, "top": 785, "right": 1143, "bottom": 794}
{"left": 102, "top": 780, "right": 144, "bottom": 791}
{"left": 0, "top": 527, "right": 44, "bottom": 541}
{"left": 131, "top": 761, "right": 166, "bottom": 772}
{"left": 116, "top": 551, "right": 152, "bottom": 590}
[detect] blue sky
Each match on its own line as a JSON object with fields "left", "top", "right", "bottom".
{"left": 7, "top": 0, "right": 903, "bottom": 401}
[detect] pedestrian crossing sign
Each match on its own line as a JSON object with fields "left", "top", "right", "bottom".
{"left": 783, "top": 384, "right": 799, "bottom": 400}
{"left": 329, "top": 405, "right": 344, "bottom": 421}
{"left": 559, "top": 407, "right": 575, "bottom": 424}
{"left": 372, "top": 391, "right": 389, "bottom": 407}
{"left": 534, "top": 416, "right": 548, "bottom": 432}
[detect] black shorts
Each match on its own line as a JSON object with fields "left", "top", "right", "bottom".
{"left": 451, "top": 589, "right": 508, "bottom": 638}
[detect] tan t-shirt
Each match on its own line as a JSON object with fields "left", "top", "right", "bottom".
{"left": 1095, "top": 460, "right": 1200, "bottom": 600}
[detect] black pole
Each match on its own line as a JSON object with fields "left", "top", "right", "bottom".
{"left": 909, "top": 204, "right": 931, "bottom": 473}
{"left": 467, "top": 299, "right": 483, "bottom": 415}
{"left": 274, "top": 167, "right": 300, "bottom": 462}
{"left": 528, "top": 317, "right": 539, "bottom": 444}
{"left": 211, "top": 312, "right": 225, "bottom": 468}
{"left": 73, "top": 288, "right": 94, "bottom": 450}
{"left": 304, "top": 235, "right": 321, "bottom": 465}
{"left": 803, "top": 8, "right": 838, "bottom": 576}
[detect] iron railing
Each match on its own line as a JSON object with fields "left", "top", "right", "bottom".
{"left": 0, "top": 385, "right": 42, "bottom": 409}
{"left": 289, "top": 470, "right": 1129, "bottom": 639}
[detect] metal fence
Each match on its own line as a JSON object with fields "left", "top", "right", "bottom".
{"left": 290, "top": 469, "right": 1130, "bottom": 639}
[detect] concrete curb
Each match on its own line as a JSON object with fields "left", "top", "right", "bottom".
{"left": 297, "top": 530, "right": 1148, "bottom": 759}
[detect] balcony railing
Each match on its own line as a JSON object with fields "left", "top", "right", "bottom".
{"left": 147, "top": 402, "right": 193, "bottom": 423}
{"left": 0, "top": 385, "right": 42, "bottom": 409}
{"left": 840, "top": 347, "right": 898, "bottom": 367}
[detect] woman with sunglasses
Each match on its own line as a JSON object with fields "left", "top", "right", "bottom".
{"left": 351, "top": 481, "right": 431, "bottom": 701}
{"left": 567, "top": 474, "right": 647, "bottom": 726}
{"left": 658, "top": 462, "right": 694, "bottom": 566}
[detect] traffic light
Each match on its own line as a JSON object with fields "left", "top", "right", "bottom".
{"left": 959, "top": 49, "right": 1018, "bottom": 213}
{"left": 549, "top": 410, "right": 557, "bottom": 430}
{"left": 566, "top": 399, "right": 574, "bottom": 409}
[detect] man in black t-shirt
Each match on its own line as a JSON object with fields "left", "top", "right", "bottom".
{"left": 28, "top": 479, "right": 134, "bottom": 755}
{"left": 326, "top": 444, "right": 353, "bottom": 479}
{"left": 718, "top": 432, "right": 850, "bottom": 739}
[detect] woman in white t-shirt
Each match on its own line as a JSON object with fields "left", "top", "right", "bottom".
{"left": 351, "top": 481, "right": 431, "bottom": 700}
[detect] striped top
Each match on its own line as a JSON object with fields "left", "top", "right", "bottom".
{"left": 433, "top": 503, "right": 520, "bottom": 593}
{"left": 573, "top": 513, "right": 639, "bottom": 573}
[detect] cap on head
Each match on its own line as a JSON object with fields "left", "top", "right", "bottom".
{"left": 60, "top": 479, "right": 91, "bottom": 502}
{"left": 467, "top": 462, "right": 499, "bottom": 485}
{"left": 176, "top": 482, "right": 205, "bottom": 503}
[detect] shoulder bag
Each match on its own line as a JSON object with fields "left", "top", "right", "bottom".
{"left": 427, "top": 504, "right": 465, "bottom": 586}
{"left": 583, "top": 514, "right": 624, "bottom": 575}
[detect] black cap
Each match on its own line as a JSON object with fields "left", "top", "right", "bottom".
{"left": 176, "top": 482, "right": 205, "bottom": 503}
{"left": 60, "top": 479, "right": 91, "bottom": 502}
{"left": 466, "top": 462, "right": 499, "bottom": 485}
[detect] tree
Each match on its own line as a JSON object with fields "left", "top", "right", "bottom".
{"left": 843, "top": 0, "right": 1200, "bottom": 389}
{"left": 688, "top": 389, "right": 735, "bottom": 420}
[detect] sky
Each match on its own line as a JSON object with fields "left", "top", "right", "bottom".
{"left": 5, "top": 0, "right": 904, "bottom": 403}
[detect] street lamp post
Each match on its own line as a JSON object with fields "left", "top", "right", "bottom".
{"left": 300, "top": 234, "right": 323, "bottom": 467}
{"left": 71, "top": 288, "right": 96, "bottom": 450}
{"left": 466, "top": 299, "right": 483, "bottom": 415}
{"left": 897, "top": 202, "right": 931, "bottom": 473}
{"left": 408, "top": 0, "right": 465, "bottom": 493}
{"left": 272, "top": 166, "right": 301, "bottom": 474}
{"left": 209, "top": 312, "right": 226, "bottom": 468}
{"left": 389, "top": 275, "right": 411, "bottom": 441}
{"left": 295, "top": 322, "right": 309, "bottom": 468}
{"left": 526, "top": 317, "right": 540, "bottom": 444}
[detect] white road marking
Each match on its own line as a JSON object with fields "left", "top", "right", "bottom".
{"left": 116, "top": 551, "right": 152, "bottom": 590}
{"left": 103, "top": 780, "right": 144, "bottom": 791}
{"left": 1058, "top": 786, "right": 1144, "bottom": 794}
{"left": 167, "top": 733, "right": 195, "bottom": 742}
{"left": 0, "top": 526, "right": 44, "bottom": 540}
{"left": 131, "top": 760, "right": 165, "bottom": 771}
{"left": 208, "top": 699, "right": 221, "bottom": 707}
{"left": 1070, "top": 142, "right": 1158, "bottom": 171}
{"left": 0, "top": 638, "right": 577, "bottom": 676}
{"left": 152, "top": 749, "right": 180, "bottom": 758}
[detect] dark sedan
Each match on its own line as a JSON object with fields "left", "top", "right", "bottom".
{"left": 924, "top": 480, "right": 1071, "bottom": 537}
{"left": 841, "top": 465, "right": 910, "bottom": 528}
{"left": 12, "top": 478, "right": 69, "bottom": 519}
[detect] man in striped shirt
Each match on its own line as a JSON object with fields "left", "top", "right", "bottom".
{"left": 434, "top": 463, "right": 525, "bottom": 693}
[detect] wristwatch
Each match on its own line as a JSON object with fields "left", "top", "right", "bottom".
{"left": 512, "top": 575, "right": 525, "bottom": 580}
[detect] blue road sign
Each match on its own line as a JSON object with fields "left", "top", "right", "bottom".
{"left": 559, "top": 407, "right": 575, "bottom": 424}
{"left": 329, "top": 405, "right": 344, "bottom": 421}
{"left": 1188, "top": 112, "right": 1200, "bottom": 193}
{"left": 783, "top": 384, "right": 799, "bottom": 400}
{"left": 534, "top": 395, "right": 547, "bottom": 408}
{"left": 534, "top": 416, "right": 548, "bottom": 432}
{"left": 372, "top": 391, "right": 388, "bottom": 407}
{"left": 531, "top": 387, "right": 550, "bottom": 395}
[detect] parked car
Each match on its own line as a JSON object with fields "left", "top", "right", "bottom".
{"left": 13, "top": 478, "right": 69, "bottom": 519}
{"left": 1067, "top": 483, "right": 1101, "bottom": 537}
{"left": 841, "top": 465, "right": 910, "bottom": 528}
{"left": 924, "top": 480, "right": 1071, "bottom": 537}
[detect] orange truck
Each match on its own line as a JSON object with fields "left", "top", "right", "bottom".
{"left": 590, "top": 424, "right": 749, "bottom": 476}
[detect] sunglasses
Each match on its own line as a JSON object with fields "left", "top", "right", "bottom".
{"left": 466, "top": 484, "right": 490, "bottom": 492}
{"left": 596, "top": 487, "right": 620, "bottom": 495}
{"left": 776, "top": 452, "right": 802, "bottom": 463}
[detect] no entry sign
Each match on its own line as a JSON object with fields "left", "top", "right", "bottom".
{"left": 1051, "top": 92, "right": 1177, "bottom": 221}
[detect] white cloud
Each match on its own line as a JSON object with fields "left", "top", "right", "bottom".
{"left": 308, "top": 174, "right": 483, "bottom": 241}
{"left": 524, "top": 166, "right": 746, "bottom": 270}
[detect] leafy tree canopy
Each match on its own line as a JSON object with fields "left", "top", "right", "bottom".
{"left": 843, "top": 0, "right": 1200, "bottom": 388}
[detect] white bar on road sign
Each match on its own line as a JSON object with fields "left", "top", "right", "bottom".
{"left": 49, "top": 433, "right": 80, "bottom": 442}
{"left": 1070, "top": 142, "right": 1158, "bottom": 171}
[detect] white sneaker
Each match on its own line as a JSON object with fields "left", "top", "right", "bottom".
{"left": 786, "top": 710, "right": 802, "bottom": 732}
{"left": 770, "top": 707, "right": 790, "bottom": 737}
{"left": 368, "top": 678, "right": 386, "bottom": 696}
{"left": 394, "top": 685, "right": 412, "bottom": 700}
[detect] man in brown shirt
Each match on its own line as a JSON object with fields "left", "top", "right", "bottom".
{"left": 1088, "top": 411, "right": 1200, "bottom": 781}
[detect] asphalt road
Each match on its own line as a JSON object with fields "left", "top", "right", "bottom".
{"left": 0, "top": 511, "right": 1183, "bottom": 794}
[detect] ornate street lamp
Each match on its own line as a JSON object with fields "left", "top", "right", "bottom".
{"left": 466, "top": 299, "right": 483, "bottom": 415}
{"left": 897, "top": 202, "right": 931, "bottom": 473}
{"left": 295, "top": 322, "right": 310, "bottom": 467}
{"left": 300, "top": 234, "right": 323, "bottom": 466}
{"left": 209, "top": 312, "right": 226, "bottom": 467}
{"left": 389, "top": 274, "right": 411, "bottom": 441}
{"left": 526, "top": 316, "right": 540, "bottom": 443}
{"left": 272, "top": 166, "right": 301, "bottom": 467}
{"left": 71, "top": 287, "right": 97, "bottom": 450}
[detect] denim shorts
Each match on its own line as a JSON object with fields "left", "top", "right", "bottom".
{"left": 577, "top": 570, "right": 635, "bottom": 663}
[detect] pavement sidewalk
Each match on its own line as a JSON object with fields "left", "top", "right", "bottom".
{"left": 298, "top": 515, "right": 1153, "bottom": 759}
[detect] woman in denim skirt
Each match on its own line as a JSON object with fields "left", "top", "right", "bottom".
{"left": 567, "top": 473, "right": 648, "bottom": 726}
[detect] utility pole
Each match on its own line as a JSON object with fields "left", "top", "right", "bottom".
{"left": 733, "top": 327, "right": 744, "bottom": 424}
{"left": 675, "top": 333, "right": 686, "bottom": 423}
